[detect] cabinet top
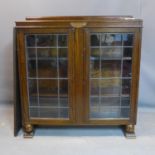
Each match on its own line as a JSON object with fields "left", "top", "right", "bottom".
{"left": 15, "top": 16, "right": 143, "bottom": 28}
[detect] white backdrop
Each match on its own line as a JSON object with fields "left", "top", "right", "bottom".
{"left": 0, "top": 0, "right": 154, "bottom": 106}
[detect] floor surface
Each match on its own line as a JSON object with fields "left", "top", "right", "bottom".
{"left": 0, "top": 102, "right": 155, "bottom": 155}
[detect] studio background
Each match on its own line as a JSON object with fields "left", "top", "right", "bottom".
{"left": 0, "top": 0, "right": 154, "bottom": 107}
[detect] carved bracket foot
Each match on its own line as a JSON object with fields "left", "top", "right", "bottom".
{"left": 23, "top": 124, "right": 34, "bottom": 138}
{"left": 125, "top": 125, "right": 136, "bottom": 139}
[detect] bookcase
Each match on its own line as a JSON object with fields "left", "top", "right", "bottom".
{"left": 14, "top": 16, "right": 142, "bottom": 138}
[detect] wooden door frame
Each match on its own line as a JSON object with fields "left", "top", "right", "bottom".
{"left": 16, "top": 28, "right": 76, "bottom": 126}
{"left": 82, "top": 27, "right": 141, "bottom": 125}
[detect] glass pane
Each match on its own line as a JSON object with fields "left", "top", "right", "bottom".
{"left": 91, "top": 34, "right": 100, "bottom": 46}
{"left": 38, "top": 60, "right": 57, "bottom": 78}
{"left": 39, "top": 108, "right": 59, "bottom": 118}
{"left": 29, "top": 107, "right": 39, "bottom": 117}
{"left": 123, "top": 34, "right": 134, "bottom": 46}
{"left": 26, "top": 33, "right": 69, "bottom": 119}
{"left": 59, "top": 59, "right": 68, "bottom": 77}
{"left": 90, "top": 107, "right": 121, "bottom": 119}
{"left": 121, "top": 97, "right": 130, "bottom": 106}
{"left": 26, "top": 35, "right": 35, "bottom": 47}
{"left": 30, "top": 107, "right": 69, "bottom": 119}
{"left": 101, "top": 47, "right": 122, "bottom": 59}
{"left": 90, "top": 97, "right": 99, "bottom": 107}
{"left": 122, "top": 79, "right": 131, "bottom": 95}
{"left": 39, "top": 96, "right": 58, "bottom": 107}
{"left": 60, "top": 108, "right": 69, "bottom": 118}
{"left": 89, "top": 96, "right": 131, "bottom": 119}
{"left": 100, "top": 79, "right": 121, "bottom": 96}
{"left": 59, "top": 48, "right": 68, "bottom": 58}
{"left": 90, "top": 80, "right": 99, "bottom": 96}
{"left": 27, "top": 60, "right": 36, "bottom": 77}
{"left": 59, "top": 80, "right": 68, "bottom": 96}
{"left": 101, "top": 60, "right": 121, "bottom": 77}
{"left": 101, "top": 97, "right": 120, "bottom": 106}
{"left": 37, "top": 35, "right": 57, "bottom": 47}
{"left": 123, "top": 48, "right": 132, "bottom": 58}
{"left": 101, "top": 33, "right": 122, "bottom": 46}
{"left": 60, "top": 97, "right": 68, "bottom": 107}
{"left": 121, "top": 108, "right": 130, "bottom": 118}
{"left": 91, "top": 48, "right": 100, "bottom": 58}
{"left": 38, "top": 79, "right": 58, "bottom": 97}
{"left": 28, "top": 79, "right": 38, "bottom": 106}
{"left": 90, "top": 60, "right": 100, "bottom": 78}
{"left": 27, "top": 48, "right": 36, "bottom": 58}
{"left": 89, "top": 32, "right": 134, "bottom": 120}
{"left": 58, "top": 35, "right": 67, "bottom": 47}
{"left": 123, "top": 60, "right": 132, "bottom": 77}
{"left": 37, "top": 48, "right": 57, "bottom": 59}
{"left": 38, "top": 79, "right": 58, "bottom": 114}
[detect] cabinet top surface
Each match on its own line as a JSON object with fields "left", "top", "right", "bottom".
{"left": 15, "top": 16, "right": 143, "bottom": 28}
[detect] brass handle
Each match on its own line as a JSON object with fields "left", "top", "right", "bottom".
{"left": 70, "top": 22, "right": 87, "bottom": 28}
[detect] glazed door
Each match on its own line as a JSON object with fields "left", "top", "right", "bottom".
{"left": 17, "top": 28, "right": 75, "bottom": 124}
{"left": 83, "top": 28, "right": 140, "bottom": 124}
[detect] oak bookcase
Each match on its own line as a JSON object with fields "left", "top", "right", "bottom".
{"left": 14, "top": 16, "right": 142, "bottom": 138}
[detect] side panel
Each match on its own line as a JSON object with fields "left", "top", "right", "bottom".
{"left": 14, "top": 28, "right": 22, "bottom": 136}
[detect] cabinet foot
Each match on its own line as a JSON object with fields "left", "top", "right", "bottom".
{"left": 125, "top": 132, "right": 136, "bottom": 139}
{"left": 23, "top": 124, "right": 34, "bottom": 138}
{"left": 24, "top": 131, "right": 34, "bottom": 138}
{"left": 124, "top": 124, "right": 136, "bottom": 139}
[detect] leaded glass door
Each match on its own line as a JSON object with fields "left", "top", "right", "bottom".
{"left": 84, "top": 28, "right": 137, "bottom": 122}
{"left": 18, "top": 29, "right": 75, "bottom": 123}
